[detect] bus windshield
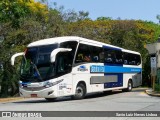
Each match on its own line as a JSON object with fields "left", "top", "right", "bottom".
{"left": 20, "top": 44, "right": 58, "bottom": 82}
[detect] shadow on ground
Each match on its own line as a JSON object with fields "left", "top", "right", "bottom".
{"left": 12, "top": 87, "right": 147, "bottom": 104}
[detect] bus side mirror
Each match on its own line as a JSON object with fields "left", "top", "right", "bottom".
{"left": 50, "top": 48, "right": 72, "bottom": 63}
{"left": 11, "top": 52, "right": 24, "bottom": 66}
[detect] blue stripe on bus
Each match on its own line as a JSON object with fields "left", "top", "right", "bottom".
{"left": 20, "top": 82, "right": 31, "bottom": 85}
{"left": 90, "top": 65, "right": 142, "bottom": 73}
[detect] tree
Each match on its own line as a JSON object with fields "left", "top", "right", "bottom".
{"left": 96, "top": 17, "right": 112, "bottom": 21}
{"left": 0, "top": 0, "right": 49, "bottom": 97}
{"left": 63, "top": 10, "right": 89, "bottom": 22}
{"left": 0, "top": 0, "right": 30, "bottom": 28}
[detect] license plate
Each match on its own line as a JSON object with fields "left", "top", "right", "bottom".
{"left": 31, "top": 94, "right": 37, "bottom": 97}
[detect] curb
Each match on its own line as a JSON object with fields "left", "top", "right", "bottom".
{"left": 145, "top": 89, "right": 160, "bottom": 97}
{"left": 0, "top": 97, "right": 24, "bottom": 103}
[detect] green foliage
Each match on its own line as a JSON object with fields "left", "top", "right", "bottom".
{"left": 0, "top": 0, "right": 30, "bottom": 28}
{"left": 63, "top": 10, "right": 90, "bottom": 22}
{"left": 96, "top": 17, "right": 112, "bottom": 21}
{"left": 155, "top": 84, "right": 160, "bottom": 92}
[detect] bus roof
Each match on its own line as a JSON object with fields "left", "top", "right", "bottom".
{"left": 122, "top": 49, "right": 140, "bottom": 55}
{"left": 28, "top": 36, "right": 120, "bottom": 48}
{"left": 28, "top": 36, "right": 79, "bottom": 47}
{"left": 27, "top": 36, "right": 140, "bottom": 55}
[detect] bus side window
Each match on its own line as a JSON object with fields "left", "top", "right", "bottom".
{"left": 115, "top": 51, "right": 123, "bottom": 64}
{"left": 60, "top": 41, "right": 78, "bottom": 64}
{"left": 123, "top": 52, "right": 128, "bottom": 65}
{"left": 123, "top": 52, "right": 141, "bottom": 66}
{"left": 75, "top": 43, "right": 103, "bottom": 63}
{"left": 105, "top": 54, "right": 113, "bottom": 63}
{"left": 104, "top": 49, "right": 115, "bottom": 64}
{"left": 133, "top": 54, "right": 141, "bottom": 65}
{"left": 136, "top": 55, "right": 141, "bottom": 65}
{"left": 56, "top": 52, "right": 72, "bottom": 75}
{"left": 90, "top": 46, "right": 103, "bottom": 63}
{"left": 75, "top": 44, "right": 92, "bottom": 63}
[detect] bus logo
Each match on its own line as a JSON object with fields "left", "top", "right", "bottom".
{"left": 78, "top": 65, "right": 88, "bottom": 72}
{"left": 90, "top": 65, "right": 104, "bottom": 73}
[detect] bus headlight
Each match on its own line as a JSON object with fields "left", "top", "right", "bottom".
{"left": 44, "top": 82, "right": 54, "bottom": 88}
{"left": 44, "top": 79, "right": 63, "bottom": 88}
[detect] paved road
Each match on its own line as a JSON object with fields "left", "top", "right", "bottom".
{"left": 0, "top": 88, "right": 160, "bottom": 120}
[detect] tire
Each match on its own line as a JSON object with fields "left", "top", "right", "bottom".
{"left": 122, "top": 80, "right": 133, "bottom": 92}
{"left": 103, "top": 90, "right": 112, "bottom": 94}
{"left": 45, "top": 98, "right": 56, "bottom": 102}
{"left": 72, "top": 83, "right": 86, "bottom": 100}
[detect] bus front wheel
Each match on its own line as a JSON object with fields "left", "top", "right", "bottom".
{"left": 72, "top": 83, "right": 86, "bottom": 100}
{"left": 122, "top": 80, "right": 133, "bottom": 92}
{"left": 45, "top": 98, "right": 57, "bottom": 102}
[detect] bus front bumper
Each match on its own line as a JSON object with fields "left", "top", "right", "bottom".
{"left": 19, "top": 87, "right": 57, "bottom": 98}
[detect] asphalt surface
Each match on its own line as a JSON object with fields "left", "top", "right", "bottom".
{"left": 0, "top": 87, "right": 160, "bottom": 120}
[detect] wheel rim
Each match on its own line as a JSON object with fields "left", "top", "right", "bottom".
{"left": 76, "top": 86, "right": 83, "bottom": 97}
{"left": 128, "top": 82, "right": 132, "bottom": 90}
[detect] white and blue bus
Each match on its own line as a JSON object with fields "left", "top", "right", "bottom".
{"left": 11, "top": 36, "right": 142, "bottom": 101}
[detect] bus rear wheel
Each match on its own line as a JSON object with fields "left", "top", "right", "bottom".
{"left": 72, "top": 83, "right": 86, "bottom": 100}
{"left": 122, "top": 80, "right": 133, "bottom": 92}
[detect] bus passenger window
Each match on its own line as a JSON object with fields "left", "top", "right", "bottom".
{"left": 115, "top": 51, "right": 123, "bottom": 64}
{"left": 104, "top": 49, "right": 114, "bottom": 63}
{"left": 75, "top": 43, "right": 92, "bottom": 63}
{"left": 123, "top": 52, "right": 141, "bottom": 66}
{"left": 75, "top": 43, "right": 103, "bottom": 63}
{"left": 104, "top": 51, "right": 110, "bottom": 63}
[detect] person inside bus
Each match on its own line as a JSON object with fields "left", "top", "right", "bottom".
{"left": 83, "top": 54, "right": 91, "bottom": 62}
{"left": 76, "top": 53, "right": 91, "bottom": 62}
{"left": 76, "top": 53, "right": 84, "bottom": 62}
{"left": 93, "top": 56, "right": 99, "bottom": 62}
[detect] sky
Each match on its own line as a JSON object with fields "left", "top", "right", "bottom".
{"left": 47, "top": 0, "right": 160, "bottom": 23}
